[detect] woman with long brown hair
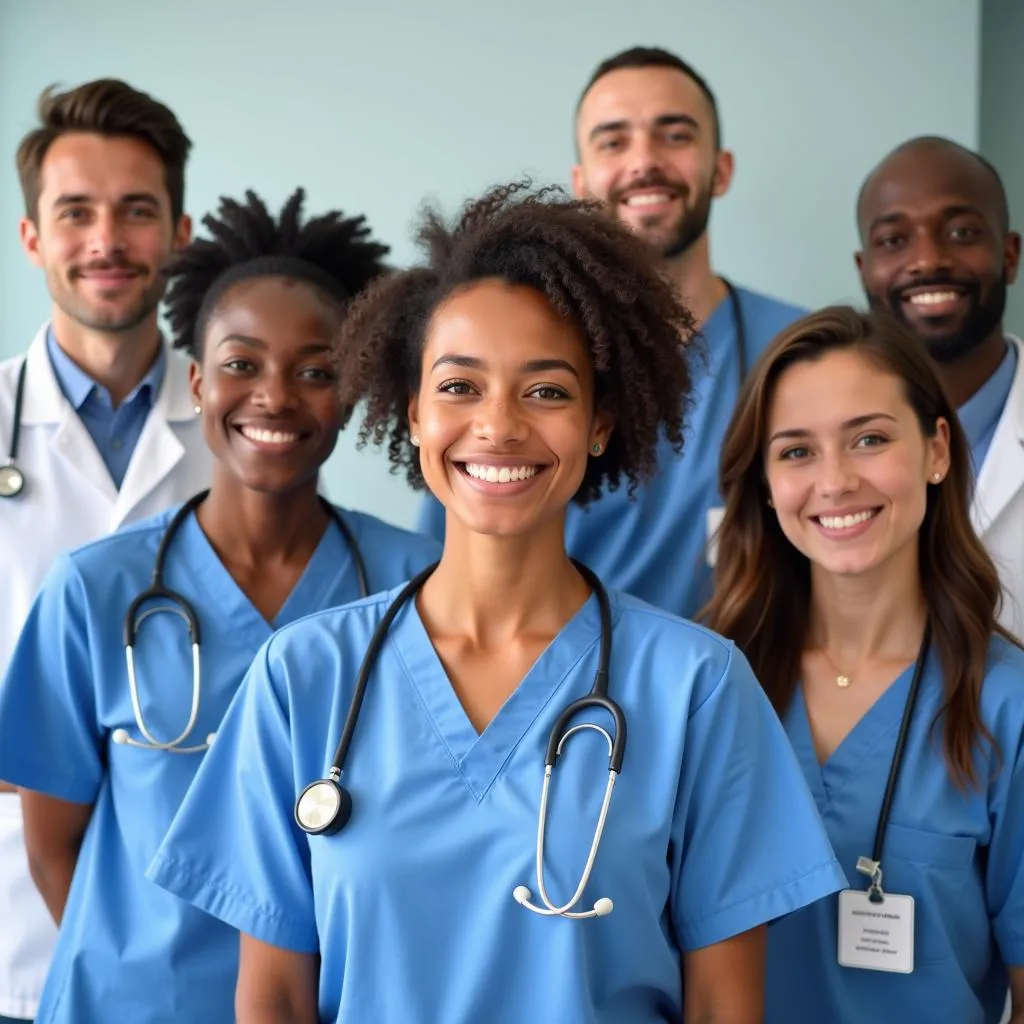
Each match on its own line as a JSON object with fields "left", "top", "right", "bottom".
{"left": 704, "top": 306, "right": 1024, "bottom": 1024}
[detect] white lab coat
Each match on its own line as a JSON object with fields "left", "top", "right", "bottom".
{"left": 973, "top": 336, "right": 1024, "bottom": 642}
{"left": 0, "top": 324, "right": 212, "bottom": 1019}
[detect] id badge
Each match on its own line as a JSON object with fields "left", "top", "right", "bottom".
{"left": 705, "top": 506, "right": 725, "bottom": 567}
{"left": 837, "top": 889, "right": 915, "bottom": 974}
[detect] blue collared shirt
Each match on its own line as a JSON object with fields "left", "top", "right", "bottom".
{"left": 46, "top": 327, "right": 166, "bottom": 489}
{"left": 958, "top": 340, "right": 1017, "bottom": 476}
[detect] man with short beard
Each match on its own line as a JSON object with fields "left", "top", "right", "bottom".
{"left": 418, "top": 46, "right": 806, "bottom": 619}
{"left": 857, "top": 136, "right": 1023, "bottom": 637}
{"left": 0, "top": 79, "right": 211, "bottom": 1023}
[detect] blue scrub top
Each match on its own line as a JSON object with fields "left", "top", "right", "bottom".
{"left": 0, "top": 503, "right": 439, "bottom": 1024}
{"left": 415, "top": 286, "right": 804, "bottom": 619}
{"left": 765, "top": 637, "right": 1024, "bottom": 1024}
{"left": 150, "top": 586, "right": 846, "bottom": 1023}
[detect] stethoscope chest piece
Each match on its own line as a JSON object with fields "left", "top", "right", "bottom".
{"left": 0, "top": 463, "right": 24, "bottom": 498}
{"left": 295, "top": 774, "right": 352, "bottom": 836}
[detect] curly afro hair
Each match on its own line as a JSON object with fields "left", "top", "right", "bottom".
{"left": 164, "top": 187, "right": 390, "bottom": 358}
{"left": 336, "top": 181, "right": 697, "bottom": 505}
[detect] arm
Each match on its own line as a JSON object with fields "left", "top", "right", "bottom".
{"left": 1008, "top": 966, "right": 1024, "bottom": 1024}
{"left": 0, "top": 780, "right": 15, "bottom": 793}
{"left": 682, "top": 925, "right": 765, "bottom": 1024}
{"left": 236, "top": 933, "right": 319, "bottom": 1024}
{"left": 20, "top": 789, "right": 92, "bottom": 924}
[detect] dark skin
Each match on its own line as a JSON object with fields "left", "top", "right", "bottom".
{"left": 20, "top": 274, "right": 345, "bottom": 924}
{"left": 855, "top": 138, "right": 1021, "bottom": 408}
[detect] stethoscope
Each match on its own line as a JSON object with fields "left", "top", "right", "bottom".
{"left": 0, "top": 358, "right": 27, "bottom": 498}
{"left": 721, "top": 277, "right": 749, "bottom": 382}
{"left": 294, "top": 560, "right": 625, "bottom": 920}
{"left": 114, "top": 488, "right": 369, "bottom": 754}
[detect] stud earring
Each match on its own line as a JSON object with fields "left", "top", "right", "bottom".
{"left": 932, "top": 472, "right": 942, "bottom": 483}
{"left": 410, "top": 435, "right": 420, "bottom": 448}
{"left": 193, "top": 404, "right": 201, "bottom": 415}
{"left": 767, "top": 497, "right": 775, "bottom": 508}
{"left": 591, "top": 442, "right": 603, "bottom": 456}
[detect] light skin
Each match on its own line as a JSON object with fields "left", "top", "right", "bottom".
{"left": 20, "top": 274, "right": 345, "bottom": 922}
{"left": 572, "top": 65, "right": 734, "bottom": 324}
{"left": 235, "top": 278, "right": 764, "bottom": 1024}
{"left": 19, "top": 131, "right": 191, "bottom": 405}
{"left": 763, "top": 348, "right": 950, "bottom": 763}
{"left": 856, "top": 140, "right": 1021, "bottom": 408}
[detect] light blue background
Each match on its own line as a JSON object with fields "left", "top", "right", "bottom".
{"left": 0, "top": 0, "right": 982, "bottom": 527}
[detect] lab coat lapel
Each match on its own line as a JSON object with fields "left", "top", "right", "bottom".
{"left": 114, "top": 347, "right": 193, "bottom": 528}
{"left": 973, "top": 337, "right": 1024, "bottom": 536}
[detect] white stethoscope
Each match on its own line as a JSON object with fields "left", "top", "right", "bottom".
{"left": 114, "top": 489, "right": 369, "bottom": 754}
{"left": 293, "top": 560, "right": 626, "bottom": 920}
{"left": 0, "top": 358, "right": 27, "bottom": 498}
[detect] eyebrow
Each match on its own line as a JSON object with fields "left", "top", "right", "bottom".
{"left": 588, "top": 112, "right": 700, "bottom": 142}
{"left": 430, "top": 354, "right": 580, "bottom": 379}
{"left": 216, "top": 334, "right": 331, "bottom": 355}
{"left": 53, "top": 191, "right": 162, "bottom": 208}
{"left": 768, "top": 412, "right": 898, "bottom": 444}
{"left": 868, "top": 202, "right": 986, "bottom": 234}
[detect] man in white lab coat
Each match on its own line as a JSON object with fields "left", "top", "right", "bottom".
{"left": 857, "top": 137, "right": 1024, "bottom": 640}
{"left": 0, "top": 79, "right": 211, "bottom": 1022}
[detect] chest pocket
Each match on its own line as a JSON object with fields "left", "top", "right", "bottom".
{"left": 883, "top": 823, "right": 983, "bottom": 966}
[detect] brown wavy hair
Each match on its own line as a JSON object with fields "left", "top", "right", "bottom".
{"left": 702, "top": 305, "right": 1015, "bottom": 787}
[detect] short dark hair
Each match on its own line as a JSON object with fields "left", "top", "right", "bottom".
{"left": 577, "top": 46, "right": 721, "bottom": 149}
{"left": 16, "top": 78, "right": 192, "bottom": 222}
{"left": 164, "top": 188, "right": 390, "bottom": 359}
{"left": 335, "top": 181, "right": 697, "bottom": 505}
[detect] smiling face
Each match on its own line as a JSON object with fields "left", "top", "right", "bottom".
{"left": 190, "top": 275, "right": 343, "bottom": 495}
{"left": 20, "top": 132, "right": 190, "bottom": 333}
{"left": 571, "top": 66, "right": 731, "bottom": 259}
{"left": 856, "top": 141, "right": 1020, "bottom": 364}
{"left": 763, "top": 348, "right": 949, "bottom": 584}
{"left": 408, "top": 279, "right": 612, "bottom": 540}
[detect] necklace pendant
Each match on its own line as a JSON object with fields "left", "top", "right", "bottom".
{"left": 836, "top": 674, "right": 851, "bottom": 688}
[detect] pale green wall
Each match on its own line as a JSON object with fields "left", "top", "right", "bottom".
{"left": 980, "top": 0, "right": 1024, "bottom": 338}
{"left": 0, "top": 0, "right": 981, "bottom": 527}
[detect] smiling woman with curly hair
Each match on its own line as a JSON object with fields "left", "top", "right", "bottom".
{"left": 152, "top": 182, "right": 845, "bottom": 1024}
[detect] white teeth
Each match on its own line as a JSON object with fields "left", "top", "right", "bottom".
{"left": 817, "top": 510, "right": 877, "bottom": 530}
{"left": 240, "top": 426, "right": 300, "bottom": 445}
{"left": 464, "top": 463, "right": 538, "bottom": 483}
{"left": 908, "top": 291, "right": 959, "bottom": 306}
{"left": 624, "top": 193, "right": 672, "bottom": 207}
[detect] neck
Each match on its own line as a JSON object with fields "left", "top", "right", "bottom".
{"left": 938, "top": 328, "right": 1007, "bottom": 408}
{"left": 50, "top": 307, "right": 162, "bottom": 406}
{"left": 807, "top": 546, "right": 927, "bottom": 665}
{"left": 196, "top": 473, "right": 329, "bottom": 567}
{"left": 661, "top": 232, "right": 728, "bottom": 326}
{"left": 421, "top": 513, "right": 590, "bottom": 645}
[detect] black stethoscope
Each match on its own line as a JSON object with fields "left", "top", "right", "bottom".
{"left": 113, "top": 488, "right": 370, "bottom": 754}
{"left": 294, "top": 560, "right": 627, "bottom": 920}
{"left": 721, "top": 278, "right": 749, "bottom": 382}
{"left": 0, "top": 358, "right": 27, "bottom": 498}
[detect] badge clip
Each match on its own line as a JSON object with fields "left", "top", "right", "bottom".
{"left": 856, "top": 855, "right": 885, "bottom": 903}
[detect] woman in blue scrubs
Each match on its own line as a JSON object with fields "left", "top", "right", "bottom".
{"left": 0, "top": 189, "right": 439, "bottom": 1024}
{"left": 149, "top": 183, "right": 845, "bottom": 1024}
{"left": 704, "top": 306, "right": 1024, "bottom": 1023}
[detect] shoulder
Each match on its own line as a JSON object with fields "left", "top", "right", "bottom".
{"left": 332, "top": 507, "right": 440, "bottom": 557}
{"left": 981, "top": 634, "right": 1024, "bottom": 715}
{"left": 733, "top": 285, "right": 807, "bottom": 343}
{"left": 62, "top": 506, "right": 179, "bottom": 575}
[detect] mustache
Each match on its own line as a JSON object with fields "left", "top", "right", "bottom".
{"left": 888, "top": 275, "right": 979, "bottom": 303}
{"left": 609, "top": 172, "right": 686, "bottom": 204}
{"left": 71, "top": 258, "right": 149, "bottom": 278}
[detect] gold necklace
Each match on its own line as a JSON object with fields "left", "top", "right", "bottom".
{"left": 820, "top": 649, "right": 852, "bottom": 688}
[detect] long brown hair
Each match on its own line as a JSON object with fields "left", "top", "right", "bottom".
{"left": 702, "top": 305, "right": 1015, "bottom": 787}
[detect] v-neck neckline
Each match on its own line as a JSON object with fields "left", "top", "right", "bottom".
{"left": 389, "top": 590, "right": 606, "bottom": 802}
{"left": 178, "top": 511, "right": 350, "bottom": 645}
{"left": 789, "top": 660, "right": 915, "bottom": 808}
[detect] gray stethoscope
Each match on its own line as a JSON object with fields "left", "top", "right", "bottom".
{"left": 0, "top": 358, "right": 27, "bottom": 497}
{"left": 113, "top": 489, "right": 369, "bottom": 754}
{"left": 294, "top": 560, "right": 626, "bottom": 920}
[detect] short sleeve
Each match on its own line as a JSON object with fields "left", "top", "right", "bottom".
{"left": 146, "top": 640, "right": 319, "bottom": 953}
{"left": 987, "top": 729, "right": 1024, "bottom": 965}
{"left": 416, "top": 494, "right": 446, "bottom": 543}
{"left": 0, "top": 554, "right": 104, "bottom": 803}
{"left": 669, "top": 645, "right": 846, "bottom": 951}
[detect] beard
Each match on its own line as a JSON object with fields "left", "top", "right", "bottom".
{"left": 49, "top": 259, "right": 166, "bottom": 333}
{"left": 869, "top": 274, "right": 1008, "bottom": 364}
{"left": 607, "top": 171, "right": 713, "bottom": 260}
